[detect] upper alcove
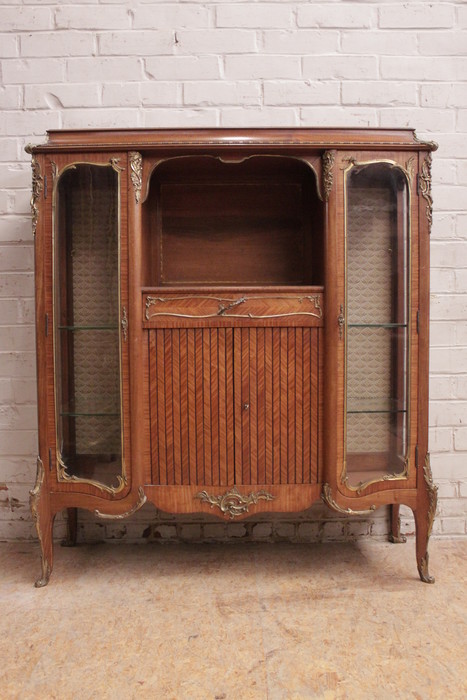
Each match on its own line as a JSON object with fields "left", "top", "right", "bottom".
{"left": 142, "top": 155, "right": 324, "bottom": 287}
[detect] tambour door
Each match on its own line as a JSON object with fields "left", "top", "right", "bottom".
{"left": 144, "top": 290, "right": 323, "bottom": 488}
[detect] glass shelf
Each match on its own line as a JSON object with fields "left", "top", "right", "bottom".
{"left": 58, "top": 325, "right": 118, "bottom": 331}
{"left": 347, "top": 398, "right": 407, "bottom": 414}
{"left": 348, "top": 323, "right": 407, "bottom": 329}
{"left": 60, "top": 412, "right": 120, "bottom": 418}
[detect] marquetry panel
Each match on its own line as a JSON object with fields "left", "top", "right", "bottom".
{"left": 233, "top": 327, "right": 320, "bottom": 486}
{"left": 143, "top": 290, "right": 324, "bottom": 329}
{"left": 149, "top": 328, "right": 234, "bottom": 486}
{"left": 148, "top": 325, "right": 321, "bottom": 488}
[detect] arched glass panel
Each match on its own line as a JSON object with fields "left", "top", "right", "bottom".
{"left": 345, "top": 162, "right": 409, "bottom": 489}
{"left": 55, "top": 164, "right": 122, "bottom": 489}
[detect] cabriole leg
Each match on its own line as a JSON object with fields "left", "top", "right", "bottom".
{"left": 388, "top": 503, "right": 407, "bottom": 543}
{"left": 413, "top": 454, "right": 438, "bottom": 584}
{"left": 30, "top": 457, "right": 56, "bottom": 587}
{"left": 34, "top": 510, "right": 56, "bottom": 588}
{"left": 61, "top": 507, "right": 78, "bottom": 547}
{"left": 413, "top": 506, "right": 434, "bottom": 584}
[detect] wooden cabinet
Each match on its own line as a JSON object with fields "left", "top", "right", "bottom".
{"left": 26, "top": 129, "right": 437, "bottom": 586}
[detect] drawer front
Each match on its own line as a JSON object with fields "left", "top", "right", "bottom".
{"left": 143, "top": 291, "right": 324, "bottom": 329}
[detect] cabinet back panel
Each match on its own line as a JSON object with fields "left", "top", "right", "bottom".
{"left": 160, "top": 183, "right": 308, "bottom": 285}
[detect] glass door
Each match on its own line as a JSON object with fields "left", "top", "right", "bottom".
{"left": 54, "top": 160, "right": 125, "bottom": 491}
{"left": 344, "top": 161, "right": 411, "bottom": 491}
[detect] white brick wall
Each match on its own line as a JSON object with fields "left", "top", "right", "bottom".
{"left": 1, "top": 0, "right": 466, "bottom": 543}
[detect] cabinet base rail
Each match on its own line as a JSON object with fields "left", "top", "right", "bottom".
{"left": 31, "top": 476, "right": 436, "bottom": 586}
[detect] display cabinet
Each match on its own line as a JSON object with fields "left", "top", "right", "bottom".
{"left": 26, "top": 128, "right": 437, "bottom": 586}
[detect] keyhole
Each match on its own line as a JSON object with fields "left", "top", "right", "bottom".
{"left": 243, "top": 402, "right": 249, "bottom": 411}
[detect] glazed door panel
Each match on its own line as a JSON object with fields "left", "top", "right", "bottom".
{"left": 50, "top": 154, "right": 130, "bottom": 494}
{"left": 334, "top": 153, "right": 419, "bottom": 494}
{"left": 233, "top": 327, "right": 320, "bottom": 486}
{"left": 149, "top": 328, "right": 235, "bottom": 486}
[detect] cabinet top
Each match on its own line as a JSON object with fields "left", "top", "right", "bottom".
{"left": 26, "top": 127, "right": 437, "bottom": 154}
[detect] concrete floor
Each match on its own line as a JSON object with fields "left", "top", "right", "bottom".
{"left": 1, "top": 539, "right": 466, "bottom": 700}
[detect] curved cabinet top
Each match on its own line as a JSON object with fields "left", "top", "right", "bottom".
{"left": 25, "top": 127, "right": 438, "bottom": 154}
